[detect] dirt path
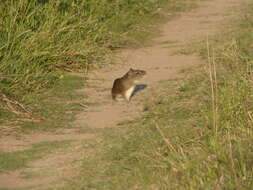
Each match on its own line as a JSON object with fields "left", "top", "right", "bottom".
{"left": 0, "top": 0, "right": 250, "bottom": 189}
{"left": 75, "top": 0, "right": 247, "bottom": 128}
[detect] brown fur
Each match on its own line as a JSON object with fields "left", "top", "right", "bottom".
{"left": 111, "top": 68, "right": 146, "bottom": 101}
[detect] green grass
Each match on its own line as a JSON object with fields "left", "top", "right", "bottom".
{"left": 59, "top": 2, "right": 253, "bottom": 190}
{"left": 0, "top": 140, "right": 71, "bottom": 173}
{"left": 22, "top": 74, "right": 87, "bottom": 132}
{"left": 0, "top": 74, "right": 85, "bottom": 133}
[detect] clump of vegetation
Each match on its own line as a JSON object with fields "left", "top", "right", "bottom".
{"left": 68, "top": 2, "right": 253, "bottom": 189}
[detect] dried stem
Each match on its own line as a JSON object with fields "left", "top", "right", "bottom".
{"left": 206, "top": 36, "right": 218, "bottom": 137}
{"left": 0, "top": 91, "right": 43, "bottom": 122}
{"left": 154, "top": 121, "right": 176, "bottom": 153}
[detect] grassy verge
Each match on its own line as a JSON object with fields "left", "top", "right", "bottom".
{"left": 0, "top": 74, "right": 85, "bottom": 133}
{"left": 62, "top": 2, "right": 253, "bottom": 190}
{"left": 0, "top": 140, "right": 71, "bottom": 173}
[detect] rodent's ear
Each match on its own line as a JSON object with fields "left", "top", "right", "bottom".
{"left": 129, "top": 68, "right": 134, "bottom": 71}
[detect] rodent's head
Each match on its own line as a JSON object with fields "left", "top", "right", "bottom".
{"left": 125, "top": 68, "right": 146, "bottom": 80}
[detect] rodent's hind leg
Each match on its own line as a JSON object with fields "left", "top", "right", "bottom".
{"left": 124, "top": 86, "right": 135, "bottom": 102}
{"left": 124, "top": 96, "right": 130, "bottom": 102}
{"left": 111, "top": 95, "right": 125, "bottom": 105}
{"left": 114, "top": 95, "right": 125, "bottom": 102}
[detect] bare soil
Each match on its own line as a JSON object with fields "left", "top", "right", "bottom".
{"left": 0, "top": 0, "right": 250, "bottom": 189}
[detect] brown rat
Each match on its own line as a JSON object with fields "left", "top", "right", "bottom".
{"left": 111, "top": 68, "right": 146, "bottom": 101}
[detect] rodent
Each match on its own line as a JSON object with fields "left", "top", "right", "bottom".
{"left": 111, "top": 68, "right": 146, "bottom": 101}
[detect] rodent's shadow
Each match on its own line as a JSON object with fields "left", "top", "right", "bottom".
{"left": 131, "top": 84, "right": 148, "bottom": 98}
